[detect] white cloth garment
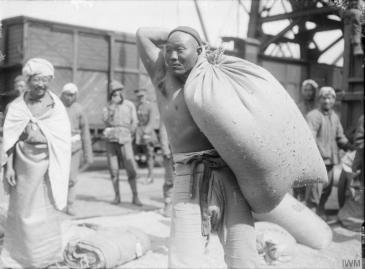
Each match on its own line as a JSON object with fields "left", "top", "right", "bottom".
{"left": 2, "top": 91, "right": 71, "bottom": 210}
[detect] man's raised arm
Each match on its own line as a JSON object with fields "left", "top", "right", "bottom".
{"left": 136, "top": 27, "right": 170, "bottom": 79}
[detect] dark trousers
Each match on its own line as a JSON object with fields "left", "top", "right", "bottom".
{"left": 106, "top": 141, "right": 138, "bottom": 197}
{"left": 305, "top": 165, "right": 334, "bottom": 215}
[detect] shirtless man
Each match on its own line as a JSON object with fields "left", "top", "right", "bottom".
{"left": 137, "top": 27, "right": 258, "bottom": 268}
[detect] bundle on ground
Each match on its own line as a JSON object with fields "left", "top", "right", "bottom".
{"left": 63, "top": 225, "right": 151, "bottom": 268}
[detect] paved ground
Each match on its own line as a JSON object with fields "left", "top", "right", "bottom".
{"left": 0, "top": 155, "right": 362, "bottom": 269}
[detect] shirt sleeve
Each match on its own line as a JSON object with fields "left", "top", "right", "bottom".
{"left": 102, "top": 106, "right": 109, "bottom": 124}
{"left": 335, "top": 115, "right": 349, "bottom": 148}
{"left": 79, "top": 107, "right": 93, "bottom": 164}
{"left": 130, "top": 102, "right": 138, "bottom": 132}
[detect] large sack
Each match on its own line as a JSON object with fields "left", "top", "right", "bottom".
{"left": 184, "top": 51, "right": 327, "bottom": 213}
{"left": 253, "top": 193, "right": 332, "bottom": 249}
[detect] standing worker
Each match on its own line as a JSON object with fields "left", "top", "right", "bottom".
{"left": 60, "top": 83, "right": 93, "bottom": 216}
{"left": 294, "top": 79, "right": 318, "bottom": 201}
{"left": 305, "top": 87, "right": 354, "bottom": 219}
{"left": 134, "top": 88, "right": 157, "bottom": 184}
{"left": 297, "top": 79, "right": 318, "bottom": 116}
{"left": 103, "top": 81, "right": 142, "bottom": 206}
{"left": 1, "top": 58, "right": 71, "bottom": 268}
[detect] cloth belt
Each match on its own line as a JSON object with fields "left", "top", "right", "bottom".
{"left": 175, "top": 149, "right": 227, "bottom": 237}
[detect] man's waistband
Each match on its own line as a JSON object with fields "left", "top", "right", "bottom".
{"left": 173, "top": 149, "right": 222, "bottom": 176}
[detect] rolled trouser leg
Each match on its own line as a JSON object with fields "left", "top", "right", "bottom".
{"left": 214, "top": 167, "right": 259, "bottom": 269}
{"left": 111, "top": 170, "right": 121, "bottom": 202}
{"left": 318, "top": 165, "right": 334, "bottom": 215}
{"left": 146, "top": 142, "right": 155, "bottom": 179}
{"left": 121, "top": 142, "right": 142, "bottom": 205}
{"left": 253, "top": 193, "right": 332, "bottom": 249}
{"left": 169, "top": 168, "right": 207, "bottom": 268}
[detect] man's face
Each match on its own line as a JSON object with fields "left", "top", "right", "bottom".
{"left": 165, "top": 32, "right": 200, "bottom": 77}
{"left": 111, "top": 90, "right": 123, "bottom": 104}
{"left": 319, "top": 94, "right": 335, "bottom": 111}
{"left": 302, "top": 84, "right": 315, "bottom": 101}
{"left": 61, "top": 92, "right": 76, "bottom": 107}
{"left": 14, "top": 80, "right": 26, "bottom": 94}
{"left": 27, "top": 75, "right": 51, "bottom": 98}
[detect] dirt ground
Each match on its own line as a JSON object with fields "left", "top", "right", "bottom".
{"left": 0, "top": 155, "right": 362, "bottom": 269}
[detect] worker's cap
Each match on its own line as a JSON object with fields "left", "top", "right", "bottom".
{"left": 168, "top": 26, "right": 202, "bottom": 46}
{"left": 318, "top": 86, "right": 336, "bottom": 98}
{"left": 109, "top": 80, "right": 124, "bottom": 91}
{"left": 22, "top": 58, "right": 54, "bottom": 80}
{"left": 134, "top": 88, "right": 147, "bottom": 96}
{"left": 62, "top": 83, "right": 78, "bottom": 94}
{"left": 301, "top": 79, "right": 318, "bottom": 89}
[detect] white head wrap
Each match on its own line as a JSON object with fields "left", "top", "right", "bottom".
{"left": 302, "top": 79, "right": 318, "bottom": 90}
{"left": 22, "top": 58, "right": 54, "bottom": 79}
{"left": 318, "top": 86, "right": 336, "bottom": 98}
{"left": 62, "top": 83, "right": 78, "bottom": 94}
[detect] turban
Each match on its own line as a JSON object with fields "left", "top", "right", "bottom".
{"left": 301, "top": 79, "right": 318, "bottom": 89}
{"left": 22, "top": 58, "right": 54, "bottom": 79}
{"left": 168, "top": 26, "right": 202, "bottom": 46}
{"left": 62, "top": 83, "right": 78, "bottom": 94}
{"left": 318, "top": 86, "right": 336, "bottom": 98}
{"left": 109, "top": 80, "right": 124, "bottom": 91}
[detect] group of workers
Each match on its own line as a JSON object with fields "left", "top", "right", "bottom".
{"left": 1, "top": 68, "right": 174, "bottom": 215}
{"left": 0, "top": 24, "right": 362, "bottom": 269}
{"left": 294, "top": 79, "right": 363, "bottom": 223}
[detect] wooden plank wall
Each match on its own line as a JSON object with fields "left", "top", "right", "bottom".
{"left": 27, "top": 23, "right": 73, "bottom": 66}
{"left": 19, "top": 19, "right": 155, "bottom": 128}
{"left": 6, "top": 24, "right": 23, "bottom": 65}
{"left": 261, "top": 59, "right": 305, "bottom": 103}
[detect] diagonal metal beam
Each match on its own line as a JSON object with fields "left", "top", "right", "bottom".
{"left": 260, "top": 7, "right": 338, "bottom": 23}
{"left": 331, "top": 51, "right": 343, "bottom": 65}
{"left": 193, "top": 0, "right": 210, "bottom": 43}
{"left": 261, "top": 18, "right": 302, "bottom": 51}
{"left": 237, "top": 0, "right": 249, "bottom": 14}
{"left": 319, "top": 35, "right": 343, "bottom": 56}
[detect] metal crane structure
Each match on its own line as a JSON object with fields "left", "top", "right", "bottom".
{"left": 211, "top": 0, "right": 363, "bottom": 131}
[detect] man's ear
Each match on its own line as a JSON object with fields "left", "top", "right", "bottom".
{"left": 197, "top": 47, "right": 203, "bottom": 55}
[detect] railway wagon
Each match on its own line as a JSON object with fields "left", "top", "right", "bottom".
{"left": 0, "top": 16, "right": 155, "bottom": 143}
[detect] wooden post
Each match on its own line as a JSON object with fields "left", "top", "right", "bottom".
{"left": 22, "top": 17, "right": 28, "bottom": 64}
{"left": 72, "top": 30, "right": 78, "bottom": 82}
{"left": 247, "top": 0, "right": 261, "bottom": 38}
{"left": 108, "top": 33, "right": 115, "bottom": 95}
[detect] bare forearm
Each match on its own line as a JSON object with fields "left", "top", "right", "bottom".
{"left": 136, "top": 27, "right": 170, "bottom": 47}
{"left": 5, "top": 149, "right": 14, "bottom": 170}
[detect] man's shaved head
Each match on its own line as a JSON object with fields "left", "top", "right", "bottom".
{"left": 168, "top": 26, "right": 202, "bottom": 46}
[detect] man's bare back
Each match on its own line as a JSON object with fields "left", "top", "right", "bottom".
{"left": 137, "top": 27, "right": 212, "bottom": 154}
